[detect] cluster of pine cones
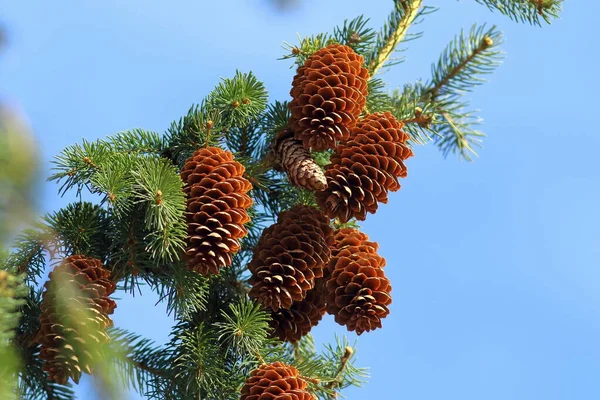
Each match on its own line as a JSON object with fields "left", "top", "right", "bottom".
{"left": 175, "top": 44, "right": 410, "bottom": 343}
{"left": 34, "top": 44, "right": 411, "bottom": 393}
{"left": 177, "top": 43, "right": 409, "bottom": 343}
{"left": 238, "top": 43, "right": 411, "bottom": 400}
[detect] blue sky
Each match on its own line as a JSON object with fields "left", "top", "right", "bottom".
{"left": 2, "top": 1, "right": 599, "bottom": 399}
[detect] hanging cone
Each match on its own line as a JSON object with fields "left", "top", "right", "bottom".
{"left": 272, "top": 129, "right": 327, "bottom": 191}
{"left": 316, "top": 112, "right": 413, "bottom": 223}
{"left": 289, "top": 44, "right": 369, "bottom": 151}
{"left": 35, "top": 255, "right": 117, "bottom": 384}
{"left": 180, "top": 147, "right": 253, "bottom": 275}
{"left": 325, "top": 228, "right": 391, "bottom": 335}
{"left": 269, "top": 279, "right": 327, "bottom": 343}
{"left": 241, "top": 362, "right": 314, "bottom": 400}
{"left": 248, "top": 205, "right": 333, "bottom": 311}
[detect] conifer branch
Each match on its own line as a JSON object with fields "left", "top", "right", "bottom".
{"left": 475, "top": 0, "right": 563, "bottom": 25}
{"left": 428, "top": 35, "right": 496, "bottom": 100}
{"left": 324, "top": 346, "right": 353, "bottom": 392}
{"left": 367, "top": 0, "right": 424, "bottom": 75}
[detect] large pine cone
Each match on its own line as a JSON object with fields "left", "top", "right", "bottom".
{"left": 269, "top": 280, "right": 326, "bottom": 343}
{"left": 316, "top": 112, "right": 413, "bottom": 223}
{"left": 35, "top": 255, "right": 117, "bottom": 384}
{"left": 180, "top": 147, "right": 253, "bottom": 275}
{"left": 325, "top": 228, "right": 391, "bottom": 335}
{"left": 249, "top": 205, "right": 333, "bottom": 311}
{"left": 289, "top": 44, "right": 369, "bottom": 152}
{"left": 272, "top": 129, "right": 327, "bottom": 191}
{"left": 240, "top": 362, "right": 314, "bottom": 400}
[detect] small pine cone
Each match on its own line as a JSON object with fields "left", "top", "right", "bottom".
{"left": 249, "top": 205, "right": 333, "bottom": 311}
{"left": 269, "top": 280, "right": 326, "bottom": 343}
{"left": 325, "top": 228, "right": 391, "bottom": 335}
{"left": 273, "top": 129, "right": 327, "bottom": 191}
{"left": 180, "top": 147, "right": 253, "bottom": 275}
{"left": 241, "top": 362, "right": 314, "bottom": 400}
{"left": 35, "top": 255, "right": 117, "bottom": 384}
{"left": 289, "top": 44, "right": 369, "bottom": 151}
{"left": 316, "top": 112, "right": 413, "bottom": 223}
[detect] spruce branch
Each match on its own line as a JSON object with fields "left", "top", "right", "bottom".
{"left": 324, "top": 346, "right": 353, "bottom": 393}
{"left": 5, "top": 227, "right": 53, "bottom": 285}
{"left": 427, "top": 27, "right": 501, "bottom": 100}
{"left": 208, "top": 70, "right": 268, "bottom": 129}
{"left": 106, "top": 129, "right": 163, "bottom": 155}
{"left": 367, "top": 0, "right": 432, "bottom": 75}
{"left": 423, "top": 25, "right": 504, "bottom": 160}
{"left": 474, "top": 0, "right": 563, "bottom": 25}
{"left": 333, "top": 15, "right": 377, "bottom": 56}
{"left": 44, "top": 202, "right": 111, "bottom": 261}
{"left": 281, "top": 33, "right": 335, "bottom": 67}
{"left": 132, "top": 157, "right": 187, "bottom": 264}
{"left": 215, "top": 298, "right": 270, "bottom": 358}
{"left": 163, "top": 101, "right": 222, "bottom": 168}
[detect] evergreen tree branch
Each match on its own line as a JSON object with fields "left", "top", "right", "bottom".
{"left": 324, "top": 347, "right": 353, "bottom": 393}
{"left": 367, "top": 0, "right": 426, "bottom": 75}
{"left": 418, "top": 25, "right": 504, "bottom": 160}
{"left": 474, "top": 0, "right": 563, "bottom": 25}
{"left": 427, "top": 29, "right": 498, "bottom": 100}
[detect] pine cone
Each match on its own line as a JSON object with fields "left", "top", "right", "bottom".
{"left": 249, "top": 205, "right": 333, "bottom": 311}
{"left": 316, "top": 112, "right": 413, "bottom": 223}
{"left": 272, "top": 129, "right": 327, "bottom": 191}
{"left": 180, "top": 147, "right": 253, "bottom": 275}
{"left": 289, "top": 44, "right": 369, "bottom": 151}
{"left": 240, "top": 362, "right": 314, "bottom": 400}
{"left": 325, "top": 228, "right": 391, "bottom": 335}
{"left": 269, "top": 280, "right": 326, "bottom": 343}
{"left": 35, "top": 255, "right": 117, "bottom": 384}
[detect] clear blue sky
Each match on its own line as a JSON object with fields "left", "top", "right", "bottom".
{"left": 3, "top": 1, "right": 599, "bottom": 399}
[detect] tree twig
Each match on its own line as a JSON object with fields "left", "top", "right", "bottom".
{"left": 428, "top": 36, "right": 494, "bottom": 100}
{"left": 368, "top": 0, "right": 423, "bottom": 76}
{"left": 324, "top": 346, "right": 353, "bottom": 392}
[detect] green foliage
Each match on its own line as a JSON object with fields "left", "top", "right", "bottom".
{"left": 132, "top": 157, "right": 187, "bottom": 263}
{"left": 333, "top": 15, "right": 377, "bottom": 56}
{"left": 0, "top": 263, "right": 27, "bottom": 399}
{"left": 475, "top": 0, "right": 563, "bottom": 25}
{"left": 425, "top": 25, "right": 504, "bottom": 160}
{"left": 366, "top": 78, "right": 393, "bottom": 114}
{"left": 208, "top": 71, "right": 269, "bottom": 129}
{"left": 44, "top": 202, "right": 111, "bottom": 261}
{"left": 107, "top": 129, "right": 163, "bottom": 155}
{"left": 366, "top": 0, "right": 436, "bottom": 75}
{"left": 216, "top": 299, "right": 270, "bottom": 357}
{"left": 163, "top": 102, "right": 222, "bottom": 168}
{"left": 173, "top": 322, "right": 229, "bottom": 398}
{"left": 4, "top": 227, "right": 51, "bottom": 285}
{"left": 390, "top": 81, "right": 438, "bottom": 145}
{"left": 281, "top": 33, "right": 336, "bottom": 67}
{"left": 0, "top": 108, "right": 38, "bottom": 245}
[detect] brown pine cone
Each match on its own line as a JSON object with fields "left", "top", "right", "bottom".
{"left": 240, "top": 362, "right": 314, "bottom": 400}
{"left": 272, "top": 129, "right": 327, "bottom": 191}
{"left": 269, "top": 280, "right": 326, "bottom": 343}
{"left": 180, "top": 147, "right": 253, "bottom": 275}
{"left": 316, "top": 112, "right": 413, "bottom": 223}
{"left": 325, "top": 228, "right": 391, "bottom": 335}
{"left": 289, "top": 44, "right": 369, "bottom": 152}
{"left": 35, "top": 255, "right": 117, "bottom": 384}
{"left": 249, "top": 205, "right": 333, "bottom": 311}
